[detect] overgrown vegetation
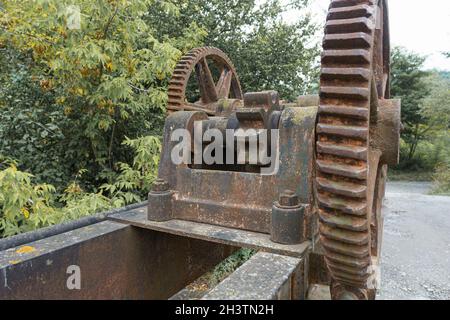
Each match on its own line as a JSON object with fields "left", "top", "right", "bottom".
{"left": 0, "top": 0, "right": 201, "bottom": 192}
{"left": 0, "top": 136, "right": 160, "bottom": 238}
{"left": 390, "top": 48, "right": 450, "bottom": 194}
{"left": 186, "top": 248, "right": 257, "bottom": 295}
{"left": 0, "top": 0, "right": 320, "bottom": 238}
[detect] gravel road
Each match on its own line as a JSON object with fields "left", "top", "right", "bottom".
{"left": 377, "top": 181, "right": 450, "bottom": 300}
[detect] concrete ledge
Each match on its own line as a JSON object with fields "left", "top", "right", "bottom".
{"left": 0, "top": 221, "right": 127, "bottom": 269}
{"left": 0, "top": 201, "right": 148, "bottom": 251}
{"left": 202, "top": 252, "right": 303, "bottom": 300}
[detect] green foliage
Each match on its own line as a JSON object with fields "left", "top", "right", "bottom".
{"left": 208, "top": 248, "right": 257, "bottom": 287}
{"left": 420, "top": 72, "right": 450, "bottom": 133}
{"left": 0, "top": 157, "right": 60, "bottom": 237}
{"left": 391, "top": 47, "right": 431, "bottom": 164}
{"left": 0, "top": 135, "right": 161, "bottom": 238}
{"left": 387, "top": 169, "right": 433, "bottom": 182}
{"left": 100, "top": 136, "right": 161, "bottom": 207}
{"left": 431, "top": 163, "right": 450, "bottom": 195}
{"left": 0, "top": 0, "right": 203, "bottom": 190}
{"left": 396, "top": 70, "right": 450, "bottom": 172}
{"left": 430, "top": 130, "right": 450, "bottom": 195}
{"left": 148, "top": 0, "right": 320, "bottom": 100}
{"left": 439, "top": 71, "right": 450, "bottom": 81}
{"left": 0, "top": 46, "right": 88, "bottom": 189}
{"left": 387, "top": 48, "right": 450, "bottom": 183}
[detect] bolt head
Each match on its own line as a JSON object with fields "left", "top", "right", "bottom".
{"left": 152, "top": 178, "right": 169, "bottom": 192}
{"left": 279, "top": 190, "right": 299, "bottom": 207}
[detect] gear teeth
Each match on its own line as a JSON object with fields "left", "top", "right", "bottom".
{"left": 317, "top": 123, "right": 368, "bottom": 140}
{"left": 317, "top": 177, "right": 366, "bottom": 198}
{"left": 317, "top": 0, "right": 386, "bottom": 293}
{"left": 319, "top": 210, "right": 368, "bottom": 231}
{"left": 320, "top": 86, "right": 370, "bottom": 100}
{"left": 320, "top": 224, "right": 369, "bottom": 246}
{"left": 330, "top": 0, "right": 375, "bottom": 9}
{"left": 330, "top": 263, "right": 371, "bottom": 280}
{"left": 321, "top": 237, "right": 370, "bottom": 258}
{"left": 317, "top": 142, "right": 368, "bottom": 160}
{"left": 167, "top": 47, "right": 242, "bottom": 112}
{"left": 319, "top": 105, "right": 369, "bottom": 120}
{"left": 173, "top": 68, "right": 189, "bottom": 73}
{"left": 325, "top": 250, "right": 371, "bottom": 269}
{"left": 169, "top": 84, "right": 183, "bottom": 92}
{"left": 316, "top": 160, "right": 367, "bottom": 179}
{"left": 322, "top": 49, "right": 371, "bottom": 65}
{"left": 326, "top": 17, "right": 374, "bottom": 34}
{"left": 323, "top": 32, "right": 372, "bottom": 49}
{"left": 317, "top": 193, "right": 367, "bottom": 216}
{"left": 333, "top": 273, "right": 368, "bottom": 287}
{"left": 321, "top": 67, "right": 371, "bottom": 82}
{"left": 328, "top": 4, "right": 374, "bottom": 20}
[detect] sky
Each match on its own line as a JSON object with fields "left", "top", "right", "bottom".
{"left": 285, "top": 0, "right": 450, "bottom": 70}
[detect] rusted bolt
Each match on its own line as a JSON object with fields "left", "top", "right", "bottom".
{"left": 148, "top": 178, "right": 172, "bottom": 222}
{"left": 152, "top": 178, "right": 169, "bottom": 193}
{"left": 271, "top": 190, "right": 305, "bottom": 245}
{"left": 278, "top": 190, "right": 299, "bottom": 207}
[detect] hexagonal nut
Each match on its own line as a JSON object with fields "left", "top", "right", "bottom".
{"left": 278, "top": 190, "right": 299, "bottom": 207}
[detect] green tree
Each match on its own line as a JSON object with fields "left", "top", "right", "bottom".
{"left": 421, "top": 72, "right": 450, "bottom": 133}
{"left": 422, "top": 72, "right": 450, "bottom": 194}
{"left": 0, "top": 0, "right": 203, "bottom": 189}
{"left": 148, "top": 0, "right": 320, "bottom": 100}
{"left": 390, "top": 47, "right": 431, "bottom": 163}
{"left": 0, "top": 135, "right": 161, "bottom": 238}
{"left": 0, "top": 47, "right": 81, "bottom": 189}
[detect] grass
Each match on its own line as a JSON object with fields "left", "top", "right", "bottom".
{"left": 388, "top": 169, "right": 433, "bottom": 182}
{"left": 388, "top": 168, "right": 450, "bottom": 196}
{"left": 429, "top": 188, "right": 450, "bottom": 196}
{"left": 429, "top": 164, "right": 450, "bottom": 196}
{"left": 186, "top": 248, "right": 257, "bottom": 294}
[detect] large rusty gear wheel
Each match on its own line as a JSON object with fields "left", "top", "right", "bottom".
{"left": 316, "top": 0, "right": 391, "bottom": 299}
{"left": 168, "top": 47, "right": 243, "bottom": 114}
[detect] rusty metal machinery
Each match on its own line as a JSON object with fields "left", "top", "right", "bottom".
{"left": 316, "top": 0, "right": 399, "bottom": 300}
{"left": 148, "top": 0, "right": 401, "bottom": 300}
{"left": 167, "top": 47, "right": 243, "bottom": 115}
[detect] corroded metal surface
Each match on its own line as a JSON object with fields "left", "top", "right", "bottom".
{"left": 154, "top": 106, "right": 317, "bottom": 235}
{"left": 316, "top": 0, "right": 397, "bottom": 299}
{"left": 110, "top": 207, "right": 311, "bottom": 259}
{"left": 370, "top": 99, "right": 401, "bottom": 166}
{"left": 271, "top": 190, "right": 306, "bottom": 245}
{"left": 168, "top": 47, "right": 243, "bottom": 114}
{"left": 0, "top": 221, "right": 234, "bottom": 299}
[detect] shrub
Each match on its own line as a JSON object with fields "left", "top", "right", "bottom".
{"left": 0, "top": 158, "right": 61, "bottom": 237}
{"left": 0, "top": 135, "right": 161, "bottom": 238}
{"left": 431, "top": 164, "right": 450, "bottom": 195}
{"left": 0, "top": 0, "right": 203, "bottom": 191}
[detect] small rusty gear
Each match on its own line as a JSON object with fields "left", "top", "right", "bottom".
{"left": 316, "top": 0, "right": 391, "bottom": 299}
{"left": 168, "top": 47, "right": 243, "bottom": 114}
